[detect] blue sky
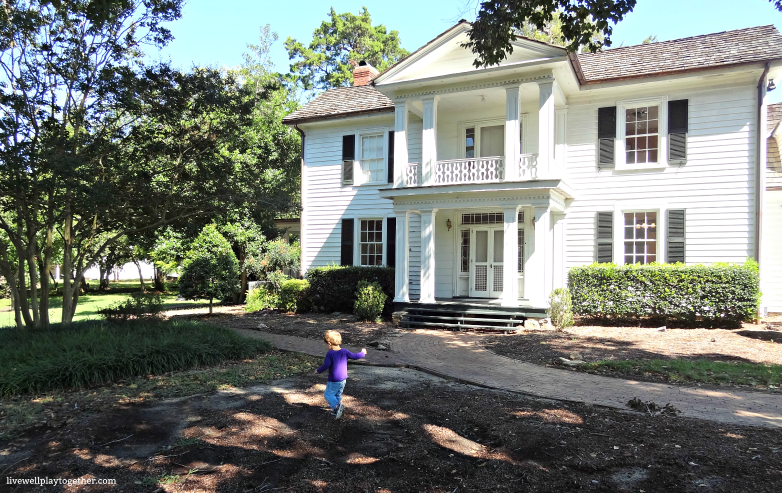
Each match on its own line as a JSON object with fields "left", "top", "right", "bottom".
{"left": 153, "top": 0, "right": 782, "bottom": 102}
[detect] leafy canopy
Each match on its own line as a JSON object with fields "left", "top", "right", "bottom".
{"left": 178, "top": 225, "right": 240, "bottom": 310}
{"left": 285, "top": 7, "right": 409, "bottom": 90}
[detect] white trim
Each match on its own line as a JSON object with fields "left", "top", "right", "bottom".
{"left": 615, "top": 96, "right": 669, "bottom": 170}
{"left": 612, "top": 204, "right": 669, "bottom": 265}
{"left": 520, "top": 113, "right": 529, "bottom": 154}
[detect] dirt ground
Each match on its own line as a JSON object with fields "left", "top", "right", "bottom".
{"left": 1, "top": 365, "right": 781, "bottom": 493}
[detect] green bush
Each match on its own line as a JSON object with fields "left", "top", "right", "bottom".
{"left": 0, "top": 319, "right": 271, "bottom": 396}
{"left": 354, "top": 281, "right": 387, "bottom": 322}
{"left": 245, "top": 285, "right": 278, "bottom": 312}
{"left": 548, "top": 288, "right": 574, "bottom": 330}
{"left": 266, "top": 271, "right": 291, "bottom": 293}
{"left": 178, "top": 224, "right": 240, "bottom": 313}
{"left": 98, "top": 292, "right": 164, "bottom": 322}
{"left": 568, "top": 260, "right": 760, "bottom": 326}
{"left": 278, "top": 279, "right": 311, "bottom": 313}
{"left": 307, "top": 265, "right": 395, "bottom": 314}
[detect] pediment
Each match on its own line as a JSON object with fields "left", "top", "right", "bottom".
{"left": 375, "top": 23, "right": 567, "bottom": 86}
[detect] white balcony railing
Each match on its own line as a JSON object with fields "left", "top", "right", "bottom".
{"left": 434, "top": 156, "right": 504, "bottom": 185}
{"left": 518, "top": 153, "right": 539, "bottom": 180}
{"left": 405, "top": 162, "right": 420, "bottom": 187}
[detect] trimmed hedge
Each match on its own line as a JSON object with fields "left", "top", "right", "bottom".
{"left": 279, "top": 279, "right": 312, "bottom": 313}
{"left": 307, "top": 265, "right": 395, "bottom": 314}
{"left": 568, "top": 261, "right": 760, "bottom": 326}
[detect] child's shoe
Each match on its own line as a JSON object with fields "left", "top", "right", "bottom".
{"left": 335, "top": 401, "right": 344, "bottom": 419}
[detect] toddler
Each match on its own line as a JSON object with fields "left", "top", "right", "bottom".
{"left": 316, "top": 330, "right": 366, "bottom": 419}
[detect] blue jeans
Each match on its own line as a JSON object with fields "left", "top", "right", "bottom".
{"left": 324, "top": 380, "right": 346, "bottom": 411}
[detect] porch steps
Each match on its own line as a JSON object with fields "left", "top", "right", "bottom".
{"left": 398, "top": 302, "right": 547, "bottom": 332}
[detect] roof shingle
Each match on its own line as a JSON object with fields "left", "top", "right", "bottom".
{"left": 282, "top": 85, "right": 393, "bottom": 124}
{"left": 576, "top": 25, "right": 782, "bottom": 83}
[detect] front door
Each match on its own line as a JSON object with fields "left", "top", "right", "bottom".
{"left": 469, "top": 227, "right": 504, "bottom": 298}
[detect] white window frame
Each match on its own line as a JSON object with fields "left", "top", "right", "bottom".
{"left": 616, "top": 96, "right": 668, "bottom": 170}
{"left": 613, "top": 205, "right": 666, "bottom": 265}
{"left": 356, "top": 217, "right": 385, "bottom": 266}
{"left": 458, "top": 118, "right": 506, "bottom": 159}
{"left": 356, "top": 130, "right": 389, "bottom": 185}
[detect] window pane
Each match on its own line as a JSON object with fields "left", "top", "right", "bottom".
{"left": 637, "top": 120, "right": 647, "bottom": 135}
{"left": 466, "top": 128, "right": 475, "bottom": 158}
{"left": 493, "top": 230, "right": 504, "bottom": 263}
{"left": 648, "top": 119, "right": 658, "bottom": 133}
{"left": 637, "top": 151, "right": 647, "bottom": 164}
{"left": 625, "top": 226, "right": 634, "bottom": 240}
{"left": 648, "top": 149, "right": 658, "bottom": 163}
{"left": 637, "top": 136, "right": 647, "bottom": 150}
{"left": 626, "top": 137, "right": 635, "bottom": 151}
{"left": 648, "top": 135, "right": 658, "bottom": 150}
{"left": 626, "top": 108, "right": 636, "bottom": 122}
{"left": 476, "top": 231, "right": 488, "bottom": 263}
{"left": 624, "top": 213, "right": 634, "bottom": 226}
{"left": 461, "top": 230, "right": 470, "bottom": 273}
{"left": 626, "top": 122, "right": 636, "bottom": 136}
{"left": 626, "top": 151, "right": 635, "bottom": 164}
{"left": 648, "top": 106, "right": 658, "bottom": 119}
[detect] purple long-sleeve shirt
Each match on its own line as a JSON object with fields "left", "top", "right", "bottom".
{"left": 317, "top": 348, "right": 366, "bottom": 382}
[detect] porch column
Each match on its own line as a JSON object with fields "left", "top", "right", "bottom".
{"left": 393, "top": 210, "right": 410, "bottom": 302}
{"left": 504, "top": 86, "right": 521, "bottom": 182}
{"left": 419, "top": 208, "right": 437, "bottom": 303}
{"left": 537, "top": 80, "right": 556, "bottom": 178}
{"left": 421, "top": 97, "right": 439, "bottom": 186}
{"left": 552, "top": 212, "right": 565, "bottom": 290}
{"left": 393, "top": 101, "right": 409, "bottom": 188}
{"left": 525, "top": 206, "right": 551, "bottom": 307}
{"left": 502, "top": 206, "right": 519, "bottom": 306}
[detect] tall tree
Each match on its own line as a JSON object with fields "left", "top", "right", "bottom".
{"left": 285, "top": 7, "right": 409, "bottom": 90}
{"left": 516, "top": 9, "right": 604, "bottom": 51}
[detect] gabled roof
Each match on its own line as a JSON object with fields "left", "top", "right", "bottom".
{"left": 282, "top": 85, "right": 393, "bottom": 125}
{"left": 575, "top": 25, "right": 782, "bottom": 84}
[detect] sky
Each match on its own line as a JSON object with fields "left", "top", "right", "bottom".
{"left": 152, "top": 0, "right": 782, "bottom": 103}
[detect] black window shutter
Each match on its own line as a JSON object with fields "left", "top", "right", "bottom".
{"left": 387, "top": 131, "right": 395, "bottom": 184}
{"left": 597, "top": 106, "right": 616, "bottom": 169}
{"left": 340, "top": 218, "right": 354, "bottom": 266}
{"left": 342, "top": 135, "right": 355, "bottom": 185}
{"left": 668, "top": 100, "right": 688, "bottom": 163}
{"left": 596, "top": 211, "right": 614, "bottom": 263}
{"left": 386, "top": 217, "right": 396, "bottom": 267}
{"left": 667, "top": 209, "right": 686, "bottom": 263}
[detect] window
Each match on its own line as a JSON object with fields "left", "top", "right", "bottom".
{"left": 462, "top": 212, "right": 503, "bottom": 225}
{"left": 625, "top": 105, "right": 659, "bottom": 165}
{"left": 342, "top": 135, "right": 355, "bottom": 186}
{"left": 624, "top": 212, "right": 657, "bottom": 264}
{"left": 359, "top": 219, "right": 383, "bottom": 266}
{"left": 597, "top": 106, "right": 617, "bottom": 169}
{"left": 359, "top": 134, "right": 385, "bottom": 183}
{"left": 517, "top": 228, "right": 524, "bottom": 273}
{"left": 465, "top": 128, "right": 475, "bottom": 158}
{"left": 460, "top": 229, "right": 470, "bottom": 273}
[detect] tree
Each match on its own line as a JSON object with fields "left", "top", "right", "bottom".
{"left": 465, "top": 0, "right": 782, "bottom": 67}
{"left": 642, "top": 34, "right": 658, "bottom": 44}
{"left": 284, "top": 7, "right": 409, "bottom": 90}
{"left": 516, "top": 9, "right": 604, "bottom": 51}
{"left": 0, "top": 1, "right": 277, "bottom": 329}
{"left": 178, "top": 225, "right": 240, "bottom": 314}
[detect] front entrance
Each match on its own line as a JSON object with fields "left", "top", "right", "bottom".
{"left": 469, "top": 227, "right": 504, "bottom": 298}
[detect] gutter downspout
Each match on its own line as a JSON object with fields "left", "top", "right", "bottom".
{"left": 294, "top": 124, "right": 306, "bottom": 279}
{"left": 756, "top": 62, "right": 770, "bottom": 317}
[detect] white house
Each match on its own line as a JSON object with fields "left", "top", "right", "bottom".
{"left": 765, "top": 103, "right": 782, "bottom": 313}
{"left": 283, "top": 22, "right": 782, "bottom": 316}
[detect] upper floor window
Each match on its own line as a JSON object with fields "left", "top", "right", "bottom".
{"left": 359, "top": 133, "right": 385, "bottom": 184}
{"left": 625, "top": 105, "right": 659, "bottom": 165}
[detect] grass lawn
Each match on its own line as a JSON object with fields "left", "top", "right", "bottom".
{"left": 0, "top": 281, "right": 208, "bottom": 327}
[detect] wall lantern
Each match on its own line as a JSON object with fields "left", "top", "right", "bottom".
{"left": 768, "top": 79, "right": 777, "bottom": 92}
{"left": 446, "top": 219, "right": 452, "bottom": 231}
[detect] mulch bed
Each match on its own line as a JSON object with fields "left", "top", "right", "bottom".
{"left": 2, "top": 366, "right": 781, "bottom": 493}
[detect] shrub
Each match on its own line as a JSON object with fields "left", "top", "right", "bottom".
{"left": 548, "top": 288, "right": 574, "bottom": 330}
{"left": 568, "top": 260, "right": 760, "bottom": 326}
{"left": 178, "top": 224, "right": 240, "bottom": 313}
{"left": 307, "top": 265, "right": 395, "bottom": 314}
{"left": 0, "top": 319, "right": 272, "bottom": 396}
{"left": 99, "top": 292, "right": 164, "bottom": 322}
{"left": 278, "top": 279, "right": 312, "bottom": 313}
{"left": 354, "top": 281, "right": 387, "bottom": 322}
{"left": 245, "top": 285, "right": 278, "bottom": 312}
{"left": 266, "top": 271, "right": 291, "bottom": 293}
{"left": 244, "top": 238, "right": 301, "bottom": 278}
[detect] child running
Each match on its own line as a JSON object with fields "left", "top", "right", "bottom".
{"left": 316, "top": 330, "right": 366, "bottom": 419}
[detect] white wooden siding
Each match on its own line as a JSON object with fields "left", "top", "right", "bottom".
{"left": 434, "top": 209, "right": 454, "bottom": 298}
{"left": 763, "top": 190, "right": 782, "bottom": 312}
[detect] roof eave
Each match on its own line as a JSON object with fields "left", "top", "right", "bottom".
{"left": 579, "top": 59, "right": 782, "bottom": 86}
{"left": 282, "top": 107, "right": 395, "bottom": 126}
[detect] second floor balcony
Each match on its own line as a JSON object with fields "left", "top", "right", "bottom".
{"left": 404, "top": 154, "right": 540, "bottom": 187}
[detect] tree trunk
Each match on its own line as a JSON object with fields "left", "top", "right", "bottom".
{"left": 98, "top": 265, "right": 107, "bottom": 290}
{"left": 154, "top": 267, "right": 165, "bottom": 291}
{"left": 209, "top": 297, "right": 213, "bottom": 314}
{"left": 135, "top": 261, "right": 146, "bottom": 292}
{"left": 61, "top": 202, "right": 75, "bottom": 327}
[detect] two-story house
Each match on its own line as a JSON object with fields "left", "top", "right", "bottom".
{"left": 283, "top": 22, "right": 782, "bottom": 317}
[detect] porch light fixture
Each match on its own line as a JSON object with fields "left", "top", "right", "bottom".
{"left": 769, "top": 79, "right": 777, "bottom": 92}
{"left": 480, "top": 95, "right": 486, "bottom": 102}
{"left": 446, "top": 219, "right": 452, "bottom": 231}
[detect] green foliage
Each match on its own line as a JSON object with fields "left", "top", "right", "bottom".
{"left": 465, "top": 0, "right": 637, "bottom": 66}
{"left": 178, "top": 225, "right": 240, "bottom": 311}
{"left": 98, "top": 293, "right": 164, "bottom": 322}
{"left": 278, "top": 279, "right": 312, "bottom": 313}
{"left": 354, "top": 281, "right": 387, "bottom": 322}
{"left": 516, "top": 9, "right": 605, "bottom": 52}
{"left": 245, "top": 285, "right": 279, "bottom": 312}
{"left": 266, "top": 271, "right": 291, "bottom": 293}
{"left": 285, "top": 7, "right": 409, "bottom": 90}
{"left": 245, "top": 238, "right": 301, "bottom": 278}
{"left": 547, "top": 288, "right": 574, "bottom": 329}
{"left": 307, "top": 265, "right": 394, "bottom": 314}
{"left": 568, "top": 260, "right": 760, "bottom": 326}
{"left": 0, "top": 319, "right": 272, "bottom": 396}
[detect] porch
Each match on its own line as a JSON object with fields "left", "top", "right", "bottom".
{"left": 395, "top": 299, "right": 548, "bottom": 332}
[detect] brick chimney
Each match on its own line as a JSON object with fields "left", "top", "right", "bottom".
{"left": 352, "top": 60, "right": 379, "bottom": 86}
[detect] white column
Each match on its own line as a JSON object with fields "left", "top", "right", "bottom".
{"left": 504, "top": 86, "right": 521, "bottom": 182}
{"left": 393, "top": 211, "right": 410, "bottom": 302}
{"left": 421, "top": 97, "right": 439, "bottom": 186}
{"left": 419, "top": 208, "right": 437, "bottom": 303}
{"left": 394, "top": 101, "right": 409, "bottom": 188}
{"left": 552, "top": 212, "right": 565, "bottom": 290}
{"left": 525, "top": 206, "right": 551, "bottom": 307}
{"left": 538, "top": 81, "right": 556, "bottom": 178}
{"left": 502, "top": 207, "right": 519, "bottom": 306}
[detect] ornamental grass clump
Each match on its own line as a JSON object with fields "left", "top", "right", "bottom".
{"left": 0, "top": 319, "right": 271, "bottom": 396}
{"left": 354, "top": 280, "right": 387, "bottom": 322}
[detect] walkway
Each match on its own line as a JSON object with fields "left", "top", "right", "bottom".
{"left": 235, "top": 328, "right": 782, "bottom": 429}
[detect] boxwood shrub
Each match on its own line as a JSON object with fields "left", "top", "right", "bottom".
{"left": 568, "top": 260, "right": 760, "bottom": 326}
{"left": 278, "top": 279, "right": 312, "bottom": 313}
{"left": 307, "top": 265, "right": 395, "bottom": 314}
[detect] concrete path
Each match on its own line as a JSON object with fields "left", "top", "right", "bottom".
{"left": 235, "top": 328, "right": 782, "bottom": 429}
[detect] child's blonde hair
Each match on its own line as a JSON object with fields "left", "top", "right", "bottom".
{"left": 323, "top": 330, "right": 342, "bottom": 347}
